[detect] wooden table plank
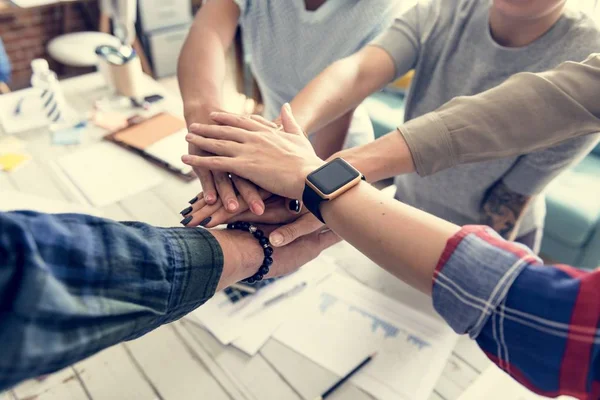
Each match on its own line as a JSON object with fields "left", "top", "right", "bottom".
{"left": 125, "top": 325, "right": 231, "bottom": 400}
{"left": 215, "top": 348, "right": 302, "bottom": 400}
{"left": 74, "top": 344, "right": 159, "bottom": 400}
{"left": 174, "top": 322, "right": 249, "bottom": 400}
{"left": 12, "top": 368, "right": 89, "bottom": 400}
{"left": 8, "top": 159, "right": 70, "bottom": 202}
{"left": 152, "top": 177, "right": 200, "bottom": 213}
{"left": 0, "top": 171, "right": 16, "bottom": 191}
{"left": 120, "top": 190, "right": 181, "bottom": 227}
{"left": 180, "top": 320, "right": 229, "bottom": 360}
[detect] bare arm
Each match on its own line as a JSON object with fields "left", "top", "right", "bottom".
{"left": 322, "top": 182, "right": 459, "bottom": 294}
{"left": 178, "top": 0, "right": 264, "bottom": 215}
{"left": 289, "top": 46, "right": 396, "bottom": 134}
{"left": 178, "top": 0, "right": 239, "bottom": 121}
{"left": 402, "top": 54, "right": 600, "bottom": 176}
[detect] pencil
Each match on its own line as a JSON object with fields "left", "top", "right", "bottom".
{"left": 314, "top": 353, "right": 377, "bottom": 400}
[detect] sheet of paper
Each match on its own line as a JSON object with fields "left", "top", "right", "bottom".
{"left": 144, "top": 128, "right": 193, "bottom": 175}
{"left": 459, "top": 365, "right": 575, "bottom": 400}
{"left": 328, "top": 241, "right": 438, "bottom": 319}
{"left": 0, "top": 90, "right": 49, "bottom": 135}
{"left": 273, "top": 273, "right": 458, "bottom": 400}
{"left": 190, "top": 257, "right": 336, "bottom": 349}
{"left": 54, "top": 142, "right": 163, "bottom": 207}
{"left": 0, "top": 190, "right": 100, "bottom": 216}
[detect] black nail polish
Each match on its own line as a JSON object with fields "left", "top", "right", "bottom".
{"left": 180, "top": 216, "right": 193, "bottom": 226}
{"left": 180, "top": 206, "right": 193, "bottom": 216}
{"left": 200, "top": 217, "right": 212, "bottom": 227}
{"left": 289, "top": 199, "right": 301, "bottom": 213}
{"left": 189, "top": 196, "right": 199, "bottom": 205}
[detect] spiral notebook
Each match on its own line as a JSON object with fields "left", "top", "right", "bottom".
{"left": 104, "top": 112, "right": 194, "bottom": 180}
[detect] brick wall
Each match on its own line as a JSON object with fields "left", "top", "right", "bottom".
{"left": 0, "top": 3, "right": 97, "bottom": 89}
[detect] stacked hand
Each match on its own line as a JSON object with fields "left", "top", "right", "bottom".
{"left": 186, "top": 105, "right": 267, "bottom": 217}
{"left": 182, "top": 104, "right": 329, "bottom": 247}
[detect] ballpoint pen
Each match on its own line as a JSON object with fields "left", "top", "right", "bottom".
{"left": 314, "top": 353, "right": 377, "bottom": 400}
{"left": 243, "top": 281, "right": 308, "bottom": 319}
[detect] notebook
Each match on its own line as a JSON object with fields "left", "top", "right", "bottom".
{"left": 105, "top": 113, "right": 194, "bottom": 180}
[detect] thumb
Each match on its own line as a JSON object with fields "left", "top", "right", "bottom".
{"left": 280, "top": 103, "right": 304, "bottom": 136}
{"left": 269, "top": 213, "right": 324, "bottom": 247}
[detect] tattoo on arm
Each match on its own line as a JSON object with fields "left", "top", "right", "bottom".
{"left": 480, "top": 180, "right": 531, "bottom": 240}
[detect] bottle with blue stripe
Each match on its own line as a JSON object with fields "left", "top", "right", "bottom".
{"left": 30, "top": 59, "right": 72, "bottom": 125}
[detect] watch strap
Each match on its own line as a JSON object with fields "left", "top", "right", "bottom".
{"left": 302, "top": 184, "right": 327, "bottom": 224}
{"left": 302, "top": 175, "right": 366, "bottom": 224}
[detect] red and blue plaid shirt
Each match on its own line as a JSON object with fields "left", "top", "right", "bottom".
{"left": 433, "top": 226, "right": 600, "bottom": 399}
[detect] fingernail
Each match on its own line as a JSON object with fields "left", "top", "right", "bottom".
{"left": 181, "top": 155, "right": 192, "bottom": 163}
{"left": 189, "top": 123, "right": 199, "bottom": 130}
{"left": 251, "top": 202, "right": 264, "bottom": 215}
{"left": 200, "top": 217, "right": 212, "bottom": 227}
{"left": 180, "top": 206, "right": 193, "bottom": 216}
{"left": 185, "top": 134, "right": 193, "bottom": 141}
{"left": 270, "top": 233, "right": 284, "bottom": 246}
{"left": 289, "top": 200, "right": 301, "bottom": 213}
{"left": 180, "top": 216, "right": 193, "bottom": 226}
{"left": 210, "top": 112, "right": 220, "bottom": 117}
{"left": 284, "top": 103, "right": 292, "bottom": 112}
{"left": 205, "top": 194, "right": 215, "bottom": 203}
{"left": 189, "top": 196, "right": 199, "bottom": 204}
{"left": 227, "top": 199, "right": 238, "bottom": 211}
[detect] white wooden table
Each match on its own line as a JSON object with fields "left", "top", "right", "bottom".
{"left": 0, "top": 73, "right": 491, "bottom": 400}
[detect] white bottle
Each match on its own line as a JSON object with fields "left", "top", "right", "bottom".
{"left": 30, "top": 59, "right": 72, "bottom": 125}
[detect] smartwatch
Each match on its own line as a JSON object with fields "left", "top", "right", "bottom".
{"left": 302, "top": 158, "right": 364, "bottom": 223}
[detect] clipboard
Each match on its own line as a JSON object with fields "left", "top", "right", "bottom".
{"left": 104, "top": 112, "right": 196, "bottom": 181}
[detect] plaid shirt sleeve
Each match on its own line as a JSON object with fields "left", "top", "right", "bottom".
{"left": 0, "top": 211, "right": 223, "bottom": 391}
{"left": 432, "top": 225, "right": 600, "bottom": 400}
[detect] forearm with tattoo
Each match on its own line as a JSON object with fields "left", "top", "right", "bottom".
{"left": 480, "top": 180, "right": 532, "bottom": 240}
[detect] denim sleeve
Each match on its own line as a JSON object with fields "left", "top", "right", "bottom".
{"left": 0, "top": 211, "right": 223, "bottom": 391}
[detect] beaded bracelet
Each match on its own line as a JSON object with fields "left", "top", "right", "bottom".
{"left": 226, "top": 222, "right": 274, "bottom": 284}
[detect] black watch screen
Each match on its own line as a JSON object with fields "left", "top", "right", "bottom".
{"left": 307, "top": 158, "right": 361, "bottom": 195}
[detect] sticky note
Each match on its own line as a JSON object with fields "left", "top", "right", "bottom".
{"left": 0, "top": 153, "right": 31, "bottom": 172}
{"left": 53, "top": 126, "right": 83, "bottom": 145}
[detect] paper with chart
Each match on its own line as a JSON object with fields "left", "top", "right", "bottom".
{"left": 273, "top": 273, "right": 459, "bottom": 400}
{"left": 190, "top": 257, "right": 336, "bottom": 353}
{"left": 459, "top": 365, "right": 576, "bottom": 400}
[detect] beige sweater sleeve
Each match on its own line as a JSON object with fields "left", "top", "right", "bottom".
{"left": 400, "top": 53, "right": 600, "bottom": 176}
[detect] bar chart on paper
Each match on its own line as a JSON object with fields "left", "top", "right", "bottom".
{"left": 273, "top": 274, "right": 458, "bottom": 400}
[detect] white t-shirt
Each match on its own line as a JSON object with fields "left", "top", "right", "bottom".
{"left": 234, "top": 0, "right": 409, "bottom": 147}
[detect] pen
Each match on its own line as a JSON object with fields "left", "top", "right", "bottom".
{"left": 13, "top": 97, "right": 24, "bottom": 116}
{"left": 263, "top": 281, "right": 307, "bottom": 307}
{"left": 242, "top": 281, "right": 308, "bottom": 319}
{"left": 314, "top": 353, "right": 377, "bottom": 400}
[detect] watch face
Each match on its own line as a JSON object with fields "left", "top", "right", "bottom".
{"left": 307, "top": 158, "right": 361, "bottom": 195}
